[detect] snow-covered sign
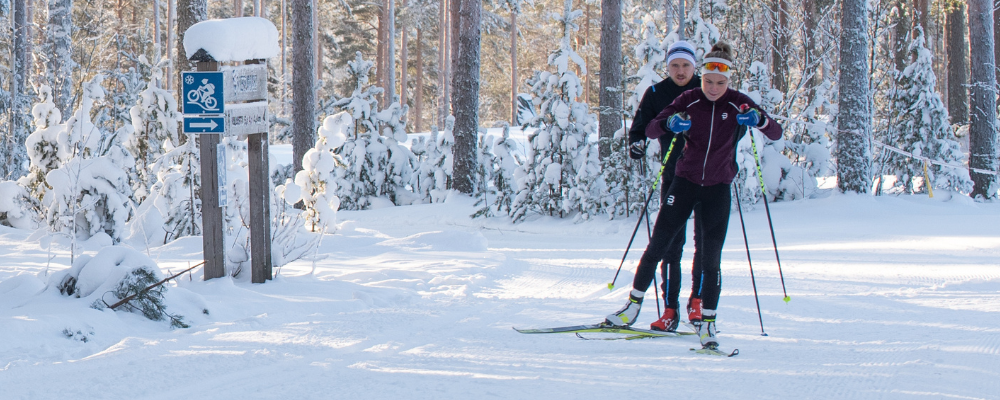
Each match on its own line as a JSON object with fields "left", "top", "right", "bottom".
{"left": 223, "top": 64, "right": 268, "bottom": 103}
{"left": 217, "top": 144, "right": 228, "bottom": 207}
{"left": 225, "top": 101, "right": 268, "bottom": 136}
{"left": 183, "top": 17, "right": 279, "bottom": 62}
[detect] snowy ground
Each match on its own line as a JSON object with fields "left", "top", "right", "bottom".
{"left": 1, "top": 191, "right": 998, "bottom": 399}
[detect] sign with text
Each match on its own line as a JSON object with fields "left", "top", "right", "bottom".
{"left": 223, "top": 64, "right": 268, "bottom": 103}
{"left": 183, "top": 116, "right": 226, "bottom": 133}
{"left": 182, "top": 71, "right": 225, "bottom": 114}
{"left": 225, "top": 102, "right": 268, "bottom": 136}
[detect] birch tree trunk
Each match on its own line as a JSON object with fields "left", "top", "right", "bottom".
{"left": 837, "top": 0, "right": 873, "bottom": 193}
{"left": 47, "top": 0, "right": 74, "bottom": 117}
{"left": 292, "top": 0, "right": 316, "bottom": 174}
{"left": 176, "top": 0, "right": 208, "bottom": 95}
{"left": 598, "top": 0, "right": 622, "bottom": 159}
{"left": 947, "top": 0, "right": 969, "bottom": 124}
{"left": 968, "top": 0, "right": 999, "bottom": 198}
{"left": 451, "top": 0, "right": 480, "bottom": 194}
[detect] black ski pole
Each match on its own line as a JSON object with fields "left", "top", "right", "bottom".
{"left": 740, "top": 104, "right": 791, "bottom": 303}
{"left": 644, "top": 198, "right": 661, "bottom": 316}
{"left": 733, "top": 183, "right": 767, "bottom": 336}
{"left": 607, "top": 133, "right": 682, "bottom": 291}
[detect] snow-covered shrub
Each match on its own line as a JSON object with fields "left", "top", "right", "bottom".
{"left": 511, "top": 1, "right": 603, "bottom": 222}
{"left": 53, "top": 246, "right": 187, "bottom": 328}
{"left": 473, "top": 125, "right": 521, "bottom": 218}
{"left": 333, "top": 52, "right": 384, "bottom": 137}
{"left": 43, "top": 76, "right": 136, "bottom": 243}
{"left": 0, "top": 181, "right": 37, "bottom": 229}
{"left": 21, "top": 85, "right": 65, "bottom": 204}
{"left": 288, "top": 112, "right": 348, "bottom": 231}
{"left": 332, "top": 129, "right": 418, "bottom": 210}
{"left": 887, "top": 27, "right": 972, "bottom": 194}
{"left": 126, "top": 58, "right": 181, "bottom": 202}
{"left": 131, "top": 133, "right": 201, "bottom": 244}
{"left": 412, "top": 117, "right": 454, "bottom": 203}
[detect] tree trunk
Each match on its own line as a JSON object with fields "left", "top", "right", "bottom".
{"left": 914, "top": 0, "right": 929, "bottom": 35}
{"left": 292, "top": 0, "right": 316, "bottom": 174}
{"left": 771, "top": 0, "right": 789, "bottom": 93}
{"left": 385, "top": 0, "right": 396, "bottom": 104}
{"left": 947, "top": 0, "right": 969, "bottom": 124}
{"left": 400, "top": 0, "right": 409, "bottom": 109}
{"left": 235, "top": 0, "right": 243, "bottom": 16}
{"left": 416, "top": 27, "right": 424, "bottom": 132}
{"left": 167, "top": 0, "right": 175, "bottom": 89}
{"left": 314, "top": 0, "right": 320, "bottom": 81}
{"left": 449, "top": 0, "right": 459, "bottom": 109}
{"left": 48, "top": 0, "right": 74, "bottom": 117}
{"left": 452, "top": 0, "right": 481, "bottom": 194}
{"left": 176, "top": 0, "right": 208, "bottom": 95}
{"left": 377, "top": 0, "right": 386, "bottom": 99}
{"left": 7, "top": 0, "right": 30, "bottom": 179}
{"left": 438, "top": 0, "right": 449, "bottom": 126}
{"left": 281, "top": 0, "right": 288, "bottom": 116}
{"left": 968, "top": 0, "right": 999, "bottom": 198}
{"left": 598, "top": 0, "right": 622, "bottom": 159}
{"left": 837, "top": 0, "right": 873, "bottom": 193}
{"left": 584, "top": 2, "right": 591, "bottom": 105}
{"left": 803, "top": 0, "right": 818, "bottom": 102}
{"left": 510, "top": 8, "right": 518, "bottom": 125}
{"left": 893, "top": 0, "right": 911, "bottom": 72}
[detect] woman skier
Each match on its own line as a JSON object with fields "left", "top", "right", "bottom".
{"left": 605, "top": 41, "right": 783, "bottom": 350}
{"left": 626, "top": 40, "right": 705, "bottom": 333}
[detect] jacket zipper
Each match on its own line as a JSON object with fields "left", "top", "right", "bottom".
{"left": 702, "top": 102, "right": 715, "bottom": 183}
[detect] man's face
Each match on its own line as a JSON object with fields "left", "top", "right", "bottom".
{"left": 668, "top": 59, "right": 695, "bottom": 86}
{"left": 702, "top": 73, "right": 729, "bottom": 101}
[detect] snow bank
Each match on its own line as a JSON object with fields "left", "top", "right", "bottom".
{"left": 183, "top": 17, "right": 279, "bottom": 62}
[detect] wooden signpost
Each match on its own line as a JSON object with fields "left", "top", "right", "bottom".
{"left": 183, "top": 18, "right": 277, "bottom": 284}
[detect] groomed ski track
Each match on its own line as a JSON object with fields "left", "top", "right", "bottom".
{"left": 1, "top": 192, "right": 998, "bottom": 399}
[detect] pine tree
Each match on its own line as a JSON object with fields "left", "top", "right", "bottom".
{"left": 511, "top": 0, "right": 602, "bottom": 222}
{"left": 290, "top": 112, "right": 348, "bottom": 231}
{"left": 126, "top": 59, "right": 181, "bottom": 203}
{"left": 412, "top": 117, "right": 454, "bottom": 203}
{"left": 889, "top": 27, "right": 972, "bottom": 194}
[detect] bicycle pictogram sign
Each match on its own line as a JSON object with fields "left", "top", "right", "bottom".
{"left": 181, "top": 71, "right": 225, "bottom": 114}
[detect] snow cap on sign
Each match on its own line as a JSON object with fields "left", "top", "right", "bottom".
{"left": 183, "top": 17, "right": 279, "bottom": 62}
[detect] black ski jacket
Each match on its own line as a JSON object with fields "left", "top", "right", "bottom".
{"left": 628, "top": 75, "right": 701, "bottom": 180}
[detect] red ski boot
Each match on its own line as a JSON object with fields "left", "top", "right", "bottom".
{"left": 687, "top": 297, "right": 703, "bottom": 326}
{"left": 650, "top": 308, "right": 679, "bottom": 332}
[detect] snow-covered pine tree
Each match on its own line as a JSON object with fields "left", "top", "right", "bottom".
{"left": 137, "top": 132, "right": 201, "bottom": 244}
{"left": 665, "top": 0, "right": 720, "bottom": 61}
{"left": 888, "top": 27, "right": 972, "bottom": 194}
{"left": 412, "top": 117, "right": 454, "bottom": 203}
{"left": 330, "top": 52, "right": 418, "bottom": 209}
{"left": 473, "top": 124, "right": 521, "bottom": 218}
{"left": 44, "top": 76, "right": 136, "bottom": 243}
{"left": 22, "top": 86, "right": 65, "bottom": 204}
{"left": 511, "top": 0, "right": 603, "bottom": 222}
{"left": 126, "top": 59, "right": 181, "bottom": 203}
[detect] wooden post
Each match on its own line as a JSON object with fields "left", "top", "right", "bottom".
{"left": 197, "top": 60, "right": 226, "bottom": 281}
{"left": 246, "top": 58, "right": 272, "bottom": 283}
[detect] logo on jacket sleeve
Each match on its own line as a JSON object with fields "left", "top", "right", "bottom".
{"left": 721, "top": 112, "right": 729, "bottom": 120}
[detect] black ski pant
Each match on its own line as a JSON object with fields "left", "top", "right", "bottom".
{"left": 632, "top": 177, "right": 731, "bottom": 311}
{"left": 658, "top": 179, "right": 703, "bottom": 310}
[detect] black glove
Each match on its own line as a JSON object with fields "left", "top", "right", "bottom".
{"left": 629, "top": 141, "right": 646, "bottom": 159}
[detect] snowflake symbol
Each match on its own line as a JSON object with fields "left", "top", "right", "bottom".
{"left": 185, "top": 75, "right": 195, "bottom": 85}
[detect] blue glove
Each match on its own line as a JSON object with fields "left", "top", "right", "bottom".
{"left": 628, "top": 141, "right": 646, "bottom": 159}
{"left": 666, "top": 113, "right": 692, "bottom": 133}
{"left": 737, "top": 108, "right": 762, "bottom": 127}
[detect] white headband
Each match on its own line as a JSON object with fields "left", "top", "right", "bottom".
{"left": 701, "top": 57, "right": 733, "bottom": 78}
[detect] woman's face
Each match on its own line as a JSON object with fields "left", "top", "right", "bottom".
{"left": 702, "top": 73, "right": 729, "bottom": 101}
{"left": 668, "top": 59, "right": 695, "bottom": 86}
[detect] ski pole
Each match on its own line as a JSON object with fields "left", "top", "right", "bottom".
{"left": 607, "top": 132, "right": 682, "bottom": 291}
{"left": 740, "top": 104, "right": 791, "bottom": 303}
{"left": 733, "top": 183, "right": 767, "bottom": 336}
{"left": 643, "top": 200, "right": 662, "bottom": 316}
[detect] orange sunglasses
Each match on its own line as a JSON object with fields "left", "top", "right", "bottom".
{"left": 704, "top": 62, "right": 732, "bottom": 72}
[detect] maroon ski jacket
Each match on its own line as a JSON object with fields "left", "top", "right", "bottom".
{"left": 646, "top": 88, "right": 783, "bottom": 186}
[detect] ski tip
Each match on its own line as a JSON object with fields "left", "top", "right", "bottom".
{"left": 607, "top": 283, "right": 615, "bottom": 291}
{"left": 783, "top": 296, "right": 791, "bottom": 303}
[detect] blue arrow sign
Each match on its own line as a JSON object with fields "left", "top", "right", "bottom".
{"left": 183, "top": 116, "right": 226, "bottom": 133}
{"left": 182, "top": 71, "right": 225, "bottom": 114}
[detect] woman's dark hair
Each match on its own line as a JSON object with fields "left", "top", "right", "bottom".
{"left": 704, "top": 41, "right": 734, "bottom": 62}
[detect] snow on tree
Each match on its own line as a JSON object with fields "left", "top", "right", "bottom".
{"left": 126, "top": 59, "right": 181, "bottom": 203}
{"left": 625, "top": 20, "right": 666, "bottom": 117}
{"left": 473, "top": 124, "right": 521, "bottom": 218}
{"left": 412, "top": 117, "right": 454, "bottom": 203}
{"left": 43, "top": 76, "right": 136, "bottom": 243}
{"left": 286, "top": 112, "right": 348, "bottom": 231}
{"left": 511, "top": 1, "right": 603, "bottom": 222}
{"left": 887, "top": 27, "right": 972, "bottom": 194}
{"left": 836, "top": 0, "right": 873, "bottom": 193}
{"left": 664, "top": 0, "right": 720, "bottom": 61}
{"left": 0, "top": 181, "right": 36, "bottom": 229}
{"left": 333, "top": 52, "right": 383, "bottom": 138}
{"left": 22, "top": 85, "right": 65, "bottom": 203}
{"left": 737, "top": 61, "right": 817, "bottom": 202}
{"left": 131, "top": 132, "right": 201, "bottom": 245}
